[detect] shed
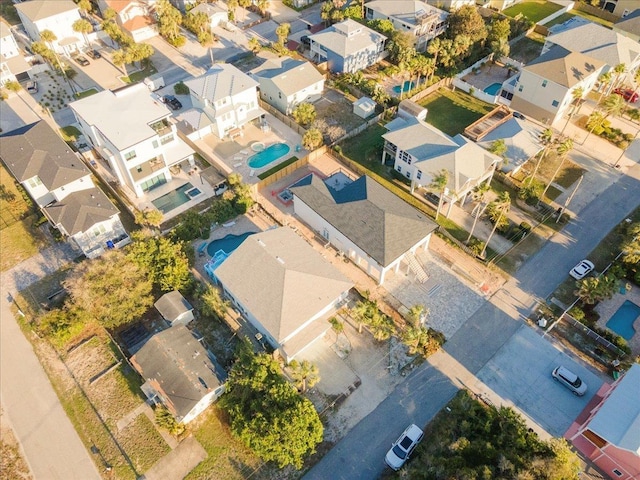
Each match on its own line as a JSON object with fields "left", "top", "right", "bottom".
{"left": 353, "top": 96, "right": 376, "bottom": 119}
{"left": 398, "top": 99, "right": 427, "bottom": 122}
{"left": 154, "top": 290, "right": 194, "bottom": 326}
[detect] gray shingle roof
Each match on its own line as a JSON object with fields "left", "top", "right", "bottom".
{"left": 15, "top": 0, "right": 78, "bottom": 22}
{"left": 131, "top": 325, "right": 226, "bottom": 420}
{"left": 251, "top": 57, "right": 324, "bottom": 97}
{"left": 614, "top": 9, "right": 640, "bottom": 37}
{"left": 291, "top": 174, "right": 437, "bottom": 267}
{"left": 310, "top": 19, "right": 387, "bottom": 57}
{"left": 43, "top": 187, "right": 119, "bottom": 236}
{"left": 477, "top": 118, "right": 543, "bottom": 173}
{"left": 214, "top": 227, "right": 352, "bottom": 344}
{"left": 184, "top": 64, "right": 258, "bottom": 103}
{"left": 154, "top": 291, "right": 193, "bottom": 323}
{"left": 0, "top": 121, "right": 88, "bottom": 190}
{"left": 525, "top": 45, "right": 605, "bottom": 88}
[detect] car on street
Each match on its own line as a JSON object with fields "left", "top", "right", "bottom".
{"left": 385, "top": 423, "right": 424, "bottom": 470}
{"left": 162, "top": 94, "right": 182, "bottom": 110}
{"left": 86, "top": 49, "right": 101, "bottom": 59}
{"left": 569, "top": 259, "right": 594, "bottom": 280}
{"left": 613, "top": 88, "right": 638, "bottom": 103}
{"left": 26, "top": 80, "right": 38, "bottom": 93}
{"left": 73, "top": 55, "right": 90, "bottom": 67}
{"left": 552, "top": 366, "right": 587, "bottom": 396}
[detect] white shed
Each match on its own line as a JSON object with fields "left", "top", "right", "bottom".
{"left": 353, "top": 97, "right": 376, "bottom": 119}
{"left": 154, "top": 291, "right": 194, "bottom": 326}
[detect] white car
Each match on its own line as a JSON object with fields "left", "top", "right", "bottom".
{"left": 552, "top": 366, "right": 587, "bottom": 396}
{"left": 569, "top": 260, "right": 594, "bottom": 280}
{"left": 385, "top": 423, "right": 424, "bottom": 470}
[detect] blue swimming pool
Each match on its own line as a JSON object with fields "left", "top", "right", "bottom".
{"left": 393, "top": 81, "right": 415, "bottom": 94}
{"left": 151, "top": 182, "right": 194, "bottom": 214}
{"left": 206, "top": 232, "right": 256, "bottom": 257}
{"left": 606, "top": 300, "right": 640, "bottom": 340}
{"left": 247, "top": 143, "right": 290, "bottom": 169}
{"left": 484, "top": 82, "right": 502, "bottom": 96}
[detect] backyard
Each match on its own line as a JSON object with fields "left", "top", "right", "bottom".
{"left": 418, "top": 88, "right": 495, "bottom": 137}
{"left": 509, "top": 33, "right": 545, "bottom": 64}
{"left": 502, "top": 0, "right": 563, "bottom": 23}
{"left": 542, "top": 9, "right": 614, "bottom": 28}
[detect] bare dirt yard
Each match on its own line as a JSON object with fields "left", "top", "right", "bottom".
{"left": 0, "top": 407, "right": 32, "bottom": 480}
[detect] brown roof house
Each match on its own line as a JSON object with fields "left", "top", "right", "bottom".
{"left": 131, "top": 325, "right": 226, "bottom": 424}
{"left": 154, "top": 291, "right": 194, "bottom": 326}
{"left": 213, "top": 227, "right": 353, "bottom": 362}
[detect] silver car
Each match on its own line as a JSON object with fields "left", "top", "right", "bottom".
{"left": 552, "top": 366, "right": 587, "bottom": 396}
{"left": 385, "top": 423, "right": 424, "bottom": 470}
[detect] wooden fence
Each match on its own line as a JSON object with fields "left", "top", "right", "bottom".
{"left": 574, "top": 3, "right": 619, "bottom": 23}
{"left": 256, "top": 154, "right": 311, "bottom": 188}
{"left": 258, "top": 99, "right": 307, "bottom": 136}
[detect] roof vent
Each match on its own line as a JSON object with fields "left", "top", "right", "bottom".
{"left": 257, "top": 239, "right": 266, "bottom": 247}
{"left": 276, "top": 256, "right": 285, "bottom": 264}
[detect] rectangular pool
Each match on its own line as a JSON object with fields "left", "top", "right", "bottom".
{"left": 151, "top": 182, "right": 194, "bottom": 214}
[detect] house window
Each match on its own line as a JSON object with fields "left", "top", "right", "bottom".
{"left": 612, "top": 470, "right": 623, "bottom": 477}
{"left": 152, "top": 140, "right": 159, "bottom": 148}
{"left": 124, "top": 150, "right": 137, "bottom": 161}
{"left": 160, "top": 134, "right": 174, "bottom": 145}
{"left": 28, "top": 176, "right": 43, "bottom": 188}
{"left": 396, "top": 166, "right": 402, "bottom": 173}
{"left": 518, "top": 85, "right": 523, "bottom": 92}
{"left": 552, "top": 100, "right": 559, "bottom": 107}
{"left": 137, "top": 166, "right": 143, "bottom": 173}
{"left": 542, "top": 80, "right": 548, "bottom": 87}
{"left": 278, "top": 92, "right": 282, "bottom": 99}
{"left": 583, "top": 429, "right": 607, "bottom": 448}
{"left": 417, "top": 170, "right": 422, "bottom": 180}
{"left": 405, "top": 171, "right": 411, "bottom": 179}
{"left": 93, "top": 225, "right": 106, "bottom": 237}
{"left": 400, "top": 150, "right": 411, "bottom": 164}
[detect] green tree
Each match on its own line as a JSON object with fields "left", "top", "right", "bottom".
{"left": 156, "top": 0, "right": 184, "bottom": 44}
{"left": 540, "top": 138, "right": 573, "bottom": 203}
{"left": 302, "top": 128, "right": 323, "bottom": 150}
{"left": 430, "top": 169, "right": 449, "bottom": 220}
{"left": 575, "top": 275, "right": 617, "bottom": 305}
{"left": 367, "top": 18, "right": 395, "bottom": 37}
{"left": 466, "top": 182, "right": 491, "bottom": 244}
{"left": 200, "top": 284, "right": 230, "bottom": 319}
{"left": 72, "top": 18, "right": 93, "bottom": 48}
{"left": 426, "top": 37, "right": 442, "bottom": 69}
{"left": 288, "top": 359, "right": 320, "bottom": 393}
{"left": 447, "top": 5, "right": 487, "bottom": 44}
{"left": 488, "top": 138, "right": 507, "bottom": 160}
{"left": 585, "top": 110, "right": 608, "bottom": 142}
{"left": 77, "top": 0, "right": 92, "bottom": 16}
{"left": 488, "top": 18, "right": 510, "bottom": 44}
{"left": 248, "top": 37, "right": 261, "bottom": 55}
{"left": 3, "top": 80, "right": 20, "bottom": 93}
{"left": 561, "top": 86, "right": 585, "bottom": 135}
{"left": 63, "top": 249, "right": 153, "bottom": 329}
{"left": 134, "top": 208, "right": 163, "bottom": 228}
{"left": 227, "top": 0, "right": 238, "bottom": 22}
{"left": 597, "top": 70, "right": 613, "bottom": 103}
{"left": 601, "top": 92, "right": 627, "bottom": 120}
{"left": 220, "top": 340, "right": 323, "bottom": 469}
{"left": 407, "top": 304, "right": 428, "bottom": 327}
{"left": 611, "top": 63, "right": 627, "bottom": 91}
{"left": 621, "top": 222, "right": 640, "bottom": 265}
{"left": 111, "top": 48, "right": 130, "bottom": 74}
{"left": 128, "top": 42, "right": 154, "bottom": 69}
{"left": 481, "top": 191, "right": 511, "bottom": 258}
{"left": 401, "top": 325, "right": 443, "bottom": 358}
{"left": 292, "top": 102, "right": 316, "bottom": 126}
{"left": 154, "top": 405, "right": 185, "bottom": 437}
{"left": 388, "top": 31, "right": 416, "bottom": 67}
{"left": 275, "top": 22, "right": 291, "bottom": 45}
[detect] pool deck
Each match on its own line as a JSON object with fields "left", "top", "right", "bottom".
{"left": 461, "top": 62, "right": 514, "bottom": 92}
{"left": 594, "top": 284, "right": 640, "bottom": 355}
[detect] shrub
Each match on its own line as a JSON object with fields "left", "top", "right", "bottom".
{"left": 568, "top": 306, "right": 585, "bottom": 322}
{"left": 593, "top": 327, "right": 631, "bottom": 354}
{"left": 174, "top": 81, "right": 189, "bottom": 95}
{"left": 168, "top": 35, "right": 186, "bottom": 48}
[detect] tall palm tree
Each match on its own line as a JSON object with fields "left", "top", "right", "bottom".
{"left": 72, "top": 18, "right": 93, "bottom": 50}
{"left": 611, "top": 63, "right": 627, "bottom": 91}
{"left": 528, "top": 128, "right": 554, "bottom": 186}
{"left": 488, "top": 139, "right": 507, "bottom": 166}
{"left": 601, "top": 93, "right": 627, "bottom": 120}
{"left": 597, "top": 71, "right": 613, "bottom": 104}
{"left": 430, "top": 169, "right": 449, "bottom": 221}
{"left": 540, "top": 138, "right": 573, "bottom": 203}
{"left": 426, "top": 37, "right": 442, "bottom": 69}
{"left": 289, "top": 360, "right": 320, "bottom": 393}
{"left": 561, "top": 86, "right": 584, "bottom": 135}
{"left": 407, "top": 304, "right": 428, "bottom": 327}
{"left": 481, "top": 191, "right": 511, "bottom": 259}
{"left": 466, "top": 182, "right": 491, "bottom": 244}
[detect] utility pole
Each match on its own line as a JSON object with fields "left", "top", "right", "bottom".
{"left": 556, "top": 174, "right": 583, "bottom": 223}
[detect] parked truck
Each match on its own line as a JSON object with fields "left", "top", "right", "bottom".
{"left": 143, "top": 74, "right": 165, "bottom": 92}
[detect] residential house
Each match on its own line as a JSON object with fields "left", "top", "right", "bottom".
{"left": 364, "top": 1, "right": 448, "bottom": 52}
{"left": 0, "top": 121, "right": 129, "bottom": 258}
{"left": 0, "top": 20, "right": 31, "bottom": 85}
{"left": 190, "top": 2, "right": 229, "bottom": 29}
{"left": 600, "top": 0, "right": 638, "bottom": 17}
{"left": 131, "top": 325, "right": 226, "bottom": 424}
{"left": 381, "top": 116, "right": 501, "bottom": 214}
{"left": 544, "top": 20, "right": 640, "bottom": 85}
{"left": 213, "top": 227, "right": 353, "bottom": 362}
{"left": 510, "top": 46, "right": 605, "bottom": 126}
{"left": 155, "top": 291, "right": 194, "bottom": 326}
{"left": 97, "top": 0, "right": 156, "bottom": 43}
{"left": 291, "top": 172, "right": 437, "bottom": 285}
{"left": 70, "top": 83, "right": 196, "bottom": 199}
{"left": 309, "top": 19, "right": 387, "bottom": 74}
{"left": 425, "top": 0, "right": 474, "bottom": 11}
{"left": 15, "top": 0, "right": 87, "bottom": 56}
{"left": 182, "top": 64, "right": 262, "bottom": 139}
{"left": 613, "top": 10, "right": 640, "bottom": 44}
{"left": 475, "top": 0, "right": 521, "bottom": 11}
{"left": 250, "top": 55, "right": 324, "bottom": 115}
{"left": 566, "top": 364, "right": 640, "bottom": 480}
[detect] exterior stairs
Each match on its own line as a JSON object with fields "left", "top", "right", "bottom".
{"left": 405, "top": 252, "right": 429, "bottom": 283}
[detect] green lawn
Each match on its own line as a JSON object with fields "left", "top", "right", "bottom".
{"left": 59, "top": 125, "right": 82, "bottom": 142}
{"left": 503, "top": 0, "right": 563, "bottom": 23}
{"left": 120, "top": 64, "right": 157, "bottom": 84}
{"left": 509, "top": 34, "right": 545, "bottom": 64}
{"left": 543, "top": 9, "right": 614, "bottom": 28}
{"left": 418, "top": 88, "right": 494, "bottom": 137}
{"left": 74, "top": 88, "right": 98, "bottom": 100}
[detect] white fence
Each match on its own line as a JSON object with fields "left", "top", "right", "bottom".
{"left": 452, "top": 77, "right": 498, "bottom": 104}
{"left": 538, "top": 1, "right": 575, "bottom": 26}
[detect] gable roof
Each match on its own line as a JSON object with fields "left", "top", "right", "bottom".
{"left": 154, "top": 291, "right": 193, "bottom": 322}
{"left": 44, "top": 187, "right": 119, "bottom": 236}
{"left": 15, "top": 0, "right": 78, "bottom": 22}
{"left": 477, "top": 118, "right": 544, "bottom": 173}
{"left": 366, "top": 1, "right": 448, "bottom": 27}
{"left": 131, "top": 325, "right": 226, "bottom": 420}
{"left": 214, "top": 227, "right": 352, "bottom": 343}
{"left": 191, "top": 1, "right": 228, "bottom": 17}
{"left": 614, "top": 9, "right": 640, "bottom": 37}
{"left": 291, "top": 174, "right": 437, "bottom": 267}
{"left": 0, "top": 19, "right": 11, "bottom": 38}
{"left": 102, "top": 0, "right": 138, "bottom": 14}
{"left": 251, "top": 57, "right": 324, "bottom": 97}
{"left": 0, "top": 121, "right": 88, "bottom": 190}
{"left": 184, "top": 64, "right": 258, "bottom": 103}
{"left": 310, "top": 19, "right": 387, "bottom": 57}
{"left": 546, "top": 21, "right": 640, "bottom": 68}
{"left": 587, "top": 364, "right": 640, "bottom": 454}
{"left": 122, "top": 15, "right": 154, "bottom": 32}
{"left": 525, "top": 45, "right": 604, "bottom": 88}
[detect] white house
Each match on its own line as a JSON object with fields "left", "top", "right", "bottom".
{"left": 0, "top": 20, "right": 31, "bottom": 85}
{"left": 309, "top": 19, "right": 387, "bottom": 74}
{"left": 213, "top": 227, "right": 353, "bottom": 363}
{"left": 0, "top": 121, "right": 129, "bottom": 258}
{"left": 70, "top": 83, "right": 196, "bottom": 198}
{"left": 365, "top": 1, "right": 448, "bottom": 52}
{"left": 381, "top": 116, "right": 501, "bottom": 214}
{"left": 131, "top": 325, "right": 226, "bottom": 424}
{"left": 510, "top": 45, "right": 605, "bottom": 126}
{"left": 154, "top": 291, "right": 195, "bottom": 326}
{"left": 182, "top": 64, "right": 262, "bottom": 139}
{"left": 291, "top": 172, "right": 437, "bottom": 285}
{"left": 250, "top": 55, "right": 324, "bottom": 115}
{"left": 97, "top": 0, "right": 157, "bottom": 43}
{"left": 425, "top": 0, "right": 474, "bottom": 10}
{"left": 15, "top": 0, "right": 87, "bottom": 56}
{"left": 190, "top": 2, "right": 228, "bottom": 30}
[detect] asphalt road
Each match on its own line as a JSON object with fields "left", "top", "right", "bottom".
{"left": 305, "top": 164, "right": 640, "bottom": 479}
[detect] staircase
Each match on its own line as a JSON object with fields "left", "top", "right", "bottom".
{"left": 405, "top": 252, "right": 429, "bottom": 283}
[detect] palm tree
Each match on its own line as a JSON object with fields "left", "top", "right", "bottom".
{"left": 275, "top": 22, "right": 290, "bottom": 46}
{"left": 426, "top": 37, "right": 442, "bottom": 69}
{"left": 575, "top": 275, "right": 617, "bottom": 305}
{"left": 540, "top": 138, "right": 573, "bottom": 203}
{"left": 111, "top": 49, "right": 129, "bottom": 74}
{"left": 529, "top": 128, "right": 554, "bottom": 186}
{"left": 584, "top": 110, "right": 607, "bottom": 143}
{"left": 480, "top": 191, "right": 511, "bottom": 259}
{"left": 288, "top": 360, "right": 320, "bottom": 393}
{"left": 407, "top": 304, "right": 428, "bottom": 327}
{"left": 77, "top": 0, "right": 92, "bottom": 17}
{"left": 72, "top": 18, "right": 93, "bottom": 50}
{"left": 601, "top": 93, "right": 627, "bottom": 120}
{"left": 488, "top": 139, "right": 508, "bottom": 166}
{"left": 611, "top": 63, "right": 627, "bottom": 91}
{"left": 466, "top": 182, "right": 491, "bottom": 244}
{"left": 430, "top": 169, "right": 449, "bottom": 221}
{"left": 597, "top": 71, "right": 613, "bottom": 103}
{"left": 561, "top": 86, "right": 584, "bottom": 135}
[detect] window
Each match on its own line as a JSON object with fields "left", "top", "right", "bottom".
{"left": 28, "top": 176, "right": 43, "bottom": 188}
{"left": 124, "top": 150, "right": 137, "bottom": 161}
{"left": 542, "top": 80, "right": 548, "bottom": 87}
{"left": 152, "top": 140, "right": 159, "bottom": 148}
{"left": 396, "top": 166, "right": 402, "bottom": 173}
{"left": 552, "top": 100, "right": 559, "bottom": 107}
{"left": 612, "top": 470, "right": 622, "bottom": 477}
{"left": 400, "top": 150, "right": 411, "bottom": 164}
{"left": 417, "top": 170, "right": 422, "bottom": 180}
{"left": 583, "top": 429, "right": 607, "bottom": 448}
{"left": 405, "top": 171, "right": 411, "bottom": 179}
{"left": 160, "top": 134, "right": 174, "bottom": 145}
{"left": 518, "top": 85, "right": 523, "bottom": 92}
{"left": 93, "top": 225, "right": 106, "bottom": 237}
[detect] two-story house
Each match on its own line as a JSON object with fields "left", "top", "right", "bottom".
{"left": 0, "top": 121, "right": 129, "bottom": 258}
{"left": 510, "top": 45, "right": 605, "bottom": 126}
{"left": 0, "top": 20, "right": 31, "bottom": 85}
{"left": 97, "top": 0, "right": 156, "bottom": 43}
{"left": 309, "top": 19, "right": 387, "bottom": 74}
{"left": 190, "top": 2, "right": 229, "bottom": 30}
{"left": 15, "top": 0, "right": 87, "bottom": 56}
{"left": 182, "top": 64, "right": 262, "bottom": 139}
{"left": 381, "top": 116, "right": 501, "bottom": 216}
{"left": 70, "top": 83, "right": 195, "bottom": 198}
{"left": 250, "top": 55, "right": 325, "bottom": 115}
{"left": 365, "top": 1, "right": 448, "bottom": 52}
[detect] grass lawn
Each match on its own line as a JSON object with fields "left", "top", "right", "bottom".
{"left": 120, "top": 64, "right": 157, "bottom": 84}
{"left": 418, "top": 88, "right": 494, "bottom": 137}
{"left": 74, "top": 88, "right": 98, "bottom": 100}
{"left": 117, "top": 414, "right": 170, "bottom": 474}
{"left": 503, "top": 0, "right": 563, "bottom": 23}
{"left": 60, "top": 125, "right": 82, "bottom": 142}
{"left": 509, "top": 34, "right": 545, "bottom": 64}
{"left": 543, "top": 10, "right": 614, "bottom": 28}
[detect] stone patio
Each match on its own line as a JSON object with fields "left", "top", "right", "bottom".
{"left": 461, "top": 61, "right": 515, "bottom": 92}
